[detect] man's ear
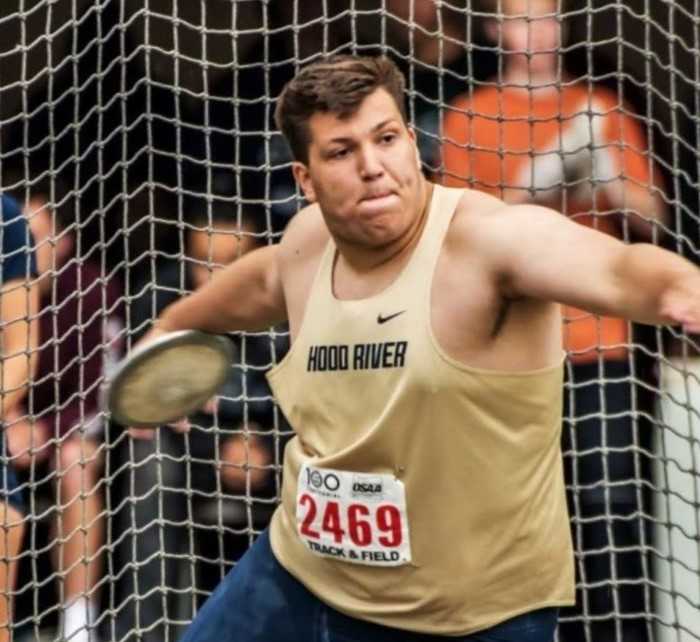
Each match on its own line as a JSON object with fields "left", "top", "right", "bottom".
{"left": 292, "top": 161, "right": 316, "bottom": 203}
{"left": 407, "top": 127, "right": 421, "bottom": 167}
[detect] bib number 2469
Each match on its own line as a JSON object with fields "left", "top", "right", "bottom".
{"left": 295, "top": 465, "right": 411, "bottom": 567}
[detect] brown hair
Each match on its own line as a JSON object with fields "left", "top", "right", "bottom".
{"left": 274, "top": 55, "right": 407, "bottom": 164}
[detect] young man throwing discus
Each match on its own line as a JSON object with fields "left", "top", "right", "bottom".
{"left": 138, "top": 56, "right": 700, "bottom": 642}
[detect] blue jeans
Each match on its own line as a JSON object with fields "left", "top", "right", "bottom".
{"left": 180, "top": 530, "right": 558, "bottom": 642}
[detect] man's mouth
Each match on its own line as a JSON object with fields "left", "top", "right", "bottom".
{"left": 360, "top": 190, "right": 394, "bottom": 202}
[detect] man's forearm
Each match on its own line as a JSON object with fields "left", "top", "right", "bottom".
{"left": 145, "top": 244, "right": 286, "bottom": 341}
{"left": 156, "top": 291, "right": 234, "bottom": 335}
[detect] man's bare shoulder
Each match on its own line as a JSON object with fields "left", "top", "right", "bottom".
{"left": 446, "top": 189, "right": 508, "bottom": 246}
{"left": 275, "top": 203, "right": 331, "bottom": 335}
{"left": 454, "top": 188, "right": 505, "bottom": 217}
{"left": 448, "top": 190, "right": 556, "bottom": 249}
{"left": 443, "top": 190, "right": 570, "bottom": 284}
{"left": 277, "top": 202, "right": 330, "bottom": 265}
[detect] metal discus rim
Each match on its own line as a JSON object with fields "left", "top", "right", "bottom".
{"left": 107, "top": 329, "right": 235, "bottom": 427}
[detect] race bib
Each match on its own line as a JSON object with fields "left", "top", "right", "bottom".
{"left": 296, "top": 464, "right": 412, "bottom": 567}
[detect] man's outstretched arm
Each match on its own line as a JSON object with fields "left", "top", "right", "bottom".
{"left": 484, "top": 204, "right": 700, "bottom": 331}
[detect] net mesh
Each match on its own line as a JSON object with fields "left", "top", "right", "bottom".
{"left": 0, "top": 1, "right": 697, "bottom": 641}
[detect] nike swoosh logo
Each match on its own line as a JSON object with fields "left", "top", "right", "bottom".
{"left": 377, "top": 310, "right": 406, "bottom": 324}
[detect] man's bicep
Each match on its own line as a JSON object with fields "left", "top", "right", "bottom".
{"left": 496, "top": 206, "right": 626, "bottom": 314}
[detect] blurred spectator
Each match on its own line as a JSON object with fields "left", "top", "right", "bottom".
{"left": 355, "top": 0, "right": 497, "bottom": 171}
{"left": 6, "top": 179, "right": 123, "bottom": 642}
{"left": 116, "top": 196, "right": 284, "bottom": 642}
{"left": 0, "top": 193, "right": 38, "bottom": 642}
{"left": 206, "top": 0, "right": 495, "bottom": 232}
{"left": 205, "top": 7, "right": 306, "bottom": 235}
{"left": 440, "top": 2, "right": 668, "bottom": 641}
{"left": 652, "top": 83, "right": 700, "bottom": 642}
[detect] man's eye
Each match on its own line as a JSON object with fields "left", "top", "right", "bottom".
{"left": 330, "top": 148, "right": 349, "bottom": 159}
{"left": 380, "top": 133, "right": 397, "bottom": 144}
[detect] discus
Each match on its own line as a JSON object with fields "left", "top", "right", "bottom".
{"left": 107, "top": 329, "right": 235, "bottom": 427}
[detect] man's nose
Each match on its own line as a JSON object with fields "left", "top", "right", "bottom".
{"left": 358, "top": 145, "right": 384, "bottom": 180}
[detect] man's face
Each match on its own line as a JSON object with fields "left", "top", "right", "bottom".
{"left": 188, "top": 224, "right": 257, "bottom": 289}
{"left": 494, "top": 0, "right": 561, "bottom": 77}
{"left": 293, "top": 88, "right": 423, "bottom": 250}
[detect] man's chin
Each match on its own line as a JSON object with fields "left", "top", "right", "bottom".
{"left": 335, "top": 225, "right": 401, "bottom": 250}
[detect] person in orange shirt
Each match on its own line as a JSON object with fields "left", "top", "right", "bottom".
{"left": 441, "top": 2, "right": 668, "bottom": 642}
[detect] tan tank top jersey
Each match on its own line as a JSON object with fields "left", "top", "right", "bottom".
{"left": 266, "top": 184, "right": 574, "bottom": 635}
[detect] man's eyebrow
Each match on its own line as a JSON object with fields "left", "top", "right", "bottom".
{"left": 325, "top": 119, "right": 399, "bottom": 145}
{"left": 370, "top": 118, "right": 398, "bottom": 132}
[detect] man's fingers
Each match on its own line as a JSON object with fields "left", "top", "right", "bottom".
{"left": 125, "top": 394, "right": 213, "bottom": 439}
{"left": 128, "top": 427, "right": 156, "bottom": 440}
{"left": 202, "top": 396, "right": 218, "bottom": 415}
{"left": 167, "top": 417, "right": 191, "bottom": 433}
{"left": 129, "top": 417, "right": 191, "bottom": 439}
